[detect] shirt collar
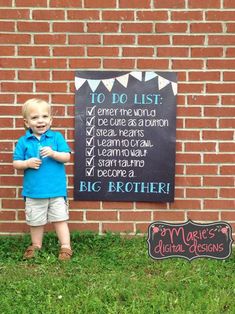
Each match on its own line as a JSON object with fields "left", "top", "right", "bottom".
{"left": 26, "top": 129, "right": 53, "bottom": 139}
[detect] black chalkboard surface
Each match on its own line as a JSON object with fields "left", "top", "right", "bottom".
{"left": 74, "top": 71, "right": 177, "bottom": 202}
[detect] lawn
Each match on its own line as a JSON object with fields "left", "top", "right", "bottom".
{"left": 0, "top": 232, "right": 234, "bottom": 314}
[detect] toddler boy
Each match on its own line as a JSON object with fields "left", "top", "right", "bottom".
{"left": 13, "top": 98, "right": 72, "bottom": 260}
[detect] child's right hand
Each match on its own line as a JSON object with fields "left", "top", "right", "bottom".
{"left": 26, "top": 158, "right": 42, "bottom": 170}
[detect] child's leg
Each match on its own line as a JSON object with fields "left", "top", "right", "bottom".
{"left": 53, "top": 221, "right": 71, "bottom": 249}
{"left": 30, "top": 225, "right": 44, "bottom": 248}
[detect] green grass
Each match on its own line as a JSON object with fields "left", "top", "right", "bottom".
{"left": 0, "top": 232, "right": 234, "bottom": 314}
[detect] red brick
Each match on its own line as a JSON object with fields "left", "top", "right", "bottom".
{"left": 18, "top": 46, "right": 50, "bottom": 56}
{"left": 187, "top": 211, "right": 219, "bottom": 221}
{"left": 34, "top": 34, "right": 66, "bottom": 44}
{"left": 69, "top": 223, "right": 99, "bottom": 232}
{"left": 220, "top": 166, "right": 235, "bottom": 175}
{"left": 156, "top": 23, "right": 188, "bottom": 33}
{"left": 0, "top": 21, "right": 15, "bottom": 32}
{"left": 219, "top": 142, "right": 235, "bottom": 152}
{"left": 68, "top": 211, "right": 83, "bottom": 221}
{"left": 154, "top": 0, "right": 185, "bottom": 8}
{"left": 0, "top": 211, "right": 16, "bottom": 220}
{"left": 120, "top": 211, "right": 151, "bottom": 221}
{"left": 0, "top": 8, "right": 29, "bottom": 19}
{"left": 1, "top": 70, "right": 15, "bottom": 80}
{"left": 35, "top": 83, "right": 67, "bottom": 93}
{"left": 226, "top": 48, "right": 235, "bottom": 57}
{"left": 204, "top": 153, "right": 235, "bottom": 164}
{"left": 120, "top": 0, "right": 150, "bottom": 8}
{"left": 0, "top": 34, "right": 31, "bottom": 44}
{"left": 208, "top": 35, "right": 235, "bottom": 45}
{"left": 16, "top": 0, "right": 47, "bottom": 6}
{"left": 87, "top": 22, "right": 119, "bottom": 33}
{"left": 123, "top": 47, "right": 154, "bottom": 57}
{"left": 102, "top": 223, "right": 134, "bottom": 233}
{"left": 153, "top": 211, "right": 184, "bottom": 221}
{"left": 137, "top": 59, "right": 169, "bottom": 69}
{"left": 187, "top": 95, "right": 219, "bottom": 106}
{"left": 185, "top": 142, "right": 216, "bottom": 152}
{"left": 186, "top": 165, "right": 218, "bottom": 175}
{"left": 35, "top": 58, "right": 66, "bottom": 69}
{"left": 206, "top": 11, "right": 235, "bottom": 21}
{"left": 188, "top": 0, "right": 220, "bottom": 8}
{"left": 221, "top": 212, "right": 235, "bottom": 221}
{"left": 87, "top": 47, "right": 119, "bottom": 57}
{"left": 171, "top": 11, "right": 203, "bottom": 21}
{"left": 173, "top": 35, "right": 205, "bottom": 45}
{"left": 53, "top": 46, "right": 84, "bottom": 57}
{"left": 207, "top": 60, "right": 235, "bottom": 70}
{"left": 1, "top": 82, "right": 33, "bottom": 92}
{"left": 158, "top": 47, "right": 189, "bottom": 57}
{"left": 2, "top": 199, "right": 24, "bottom": 209}
{"left": 102, "top": 10, "right": 134, "bottom": 20}
{"left": 0, "top": 188, "right": 16, "bottom": 198}
{"left": 221, "top": 96, "right": 235, "bottom": 105}
{"left": 69, "top": 34, "right": 101, "bottom": 45}
{"left": 138, "top": 35, "right": 170, "bottom": 45}
{"left": 219, "top": 119, "right": 235, "bottom": 129}
{"left": 33, "top": 9, "right": 65, "bottom": 20}
{"left": 50, "top": 0, "right": 82, "bottom": 7}
{"left": 224, "top": 0, "right": 235, "bottom": 8}
{"left": 103, "top": 35, "right": 135, "bottom": 45}
{"left": 186, "top": 188, "right": 218, "bottom": 198}
{"left": 203, "top": 131, "right": 234, "bottom": 140}
{"left": 18, "top": 70, "right": 50, "bottom": 80}
{"left": 223, "top": 72, "right": 235, "bottom": 81}
{"left": 53, "top": 22, "right": 84, "bottom": 33}
{"left": 84, "top": 0, "right": 116, "bottom": 8}
{"left": 69, "top": 200, "right": 100, "bottom": 209}
{"left": 176, "top": 153, "right": 201, "bottom": 163}
{"left": 204, "top": 176, "right": 234, "bottom": 187}
{"left": 185, "top": 118, "right": 217, "bottom": 128}
{"left": 189, "top": 71, "right": 220, "bottom": 81}
{"left": 137, "top": 10, "right": 168, "bottom": 21}
{"left": 173, "top": 60, "right": 204, "bottom": 70}
{"left": 204, "top": 200, "right": 235, "bottom": 210}
{"left": 0, "top": 223, "right": 29, "bottom": 233}
{"left": 0, "top": 0, "right": 12, "bottom": 5}
{"left": 176, "top": 130, "right": 200, "bottom": 140}
{"left": 220, "top": 189, "right": 235, "bottom": 199}
{"left": 122, "top": 23, "right": 153, "bottom": 33}
{"left": 169, "top": 200, "right": 201, "bottom": 210}
{"left": 204, "top": 107, "right": 235, "bottom": 117}
{"left": 103, "top": 59, "right": 135, "bottom": 69}
{"left": 191, "top": 48, "right": 223, "bottom": 58}
{"left": 17, "top": 21, "right": 49, "bottom": 32}
{"left": 86, "top": 211, "right": 118, "bottom": 221}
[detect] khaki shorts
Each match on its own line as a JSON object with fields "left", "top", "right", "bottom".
{"left": 25, "top": 197, "right": 69, "bottom": 226}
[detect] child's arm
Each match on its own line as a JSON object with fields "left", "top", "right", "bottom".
{"left": 40, "top": 147, "right": 70, "bottom": 163}
{"left": 13, "top": 158, "right": 42, "bottom": 170}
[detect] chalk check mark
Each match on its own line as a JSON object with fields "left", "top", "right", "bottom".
{"left": 85, "top": 146, "right": 95, "bottom": 157}
{"left": 86, "top": 126, "right": 95, "bottom": 136}
{"left": 85, "top": 166, "right": 95, "bottom": 177}
{"left": 86, "top": 106, "right": 96, "bottom": 116}
{"left": 86, "top": 116, "right": 95, "bottom": 126}
{"left": 86, "top": 136, "right": 95, "bottom": 146}
{"left": 86, "top": 156, "right": 95, "bottom": 167}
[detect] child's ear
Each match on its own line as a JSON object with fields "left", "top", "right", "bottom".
{"left": 24, "top": 119, "right": 29, "bottom": 129}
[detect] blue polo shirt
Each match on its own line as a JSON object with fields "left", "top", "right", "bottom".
{"left": 13, "top": 129, "right": 71, "bottom": 198}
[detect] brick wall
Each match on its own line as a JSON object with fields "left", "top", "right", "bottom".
{"left": 0, "top": 0, "right": 234, "bottom": 236}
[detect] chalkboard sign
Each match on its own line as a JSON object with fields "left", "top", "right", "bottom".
{"left": 74, "top": 71, "right": 177, "bottom": 202}
{"left": 147, "top": 220, "right": 233, "bottom": 261}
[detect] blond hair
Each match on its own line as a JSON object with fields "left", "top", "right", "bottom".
{"left": 22, "top": 98, "right": 51, "bottom": 120}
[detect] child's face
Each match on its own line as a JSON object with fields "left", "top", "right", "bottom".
{"left": 24, "top": 103, "right": 52, "bottom": 137}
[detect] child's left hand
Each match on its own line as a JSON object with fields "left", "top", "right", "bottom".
{"left": 40, "top": 146, "right": 55, "bottom": 158}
